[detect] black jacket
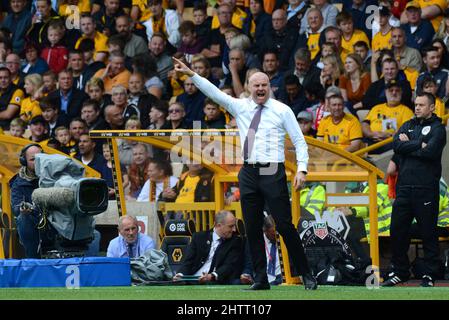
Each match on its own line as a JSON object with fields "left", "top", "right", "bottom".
{"left": 242, "top": 11, "right": 272, "bottom": 46}
{"left": 393, "top": 114, "right": 447, "bottom": 189}
{"left": 47, "top": 89, "right": 88, "bottom": 119}
{"left": 10, "top": 173, "right": 39, "bottom": 218}
{"left": 257, "top": 26, "right": 299, "bottom": 72}
{"left": 177, "top": 230, "right": 243, "bottom": 284}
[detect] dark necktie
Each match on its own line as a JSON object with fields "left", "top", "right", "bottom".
{"left": 127, "top": 243, "right": 134, "bottom": 258}
{"left": 267, "top": 243, "right": 277, "bottom": 276}
{"left": 209, "top": 238, "right": 224, "bottom": 274}
{"left": 243, "top": 105, "right": 264, "bottom": 160}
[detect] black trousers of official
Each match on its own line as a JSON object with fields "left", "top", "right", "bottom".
{"left": 390, "top": 186, "right": 440, "bottom": 278}
{"left": 238, "top": 163, "right": 310, "bottom": 283}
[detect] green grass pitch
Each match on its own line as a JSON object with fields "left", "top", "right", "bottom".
{"left": 1, "top": 285, "right": 449, "bottom": 300}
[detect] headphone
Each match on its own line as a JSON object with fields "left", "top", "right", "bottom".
{"left": 19, "top": 143, "right": 43, "bottom": 167}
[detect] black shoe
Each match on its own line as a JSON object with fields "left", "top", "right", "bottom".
{"left": 302, "top": 273, "right": 317, "bottom": 290}
{"left": 421, "top": 275, "right": 434, "bottom": 287}
{"left": 246, "top": 282, "right": 270, "bottom": 290}
{"left": 381, "top": 272, "right": 405, "bottom": 287}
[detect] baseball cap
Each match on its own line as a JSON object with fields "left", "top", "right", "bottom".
{"left": 385, "top": 80, "right": 401, "bottom": 89}
{"left": 379, "top": 6, "right": 390, "bottom": 16}
{"left": 405, "top": 1, "right": 420, "bottom": 10}
{"left": 297, "top": 111, "right": 313, "bottom": 122}
{"left": 29, "top": 115, "right": 47, "bottom": 126}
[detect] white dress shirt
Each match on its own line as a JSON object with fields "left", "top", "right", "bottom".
{"left": 191, "top": 74, "right": 309, "bottom": 172}
{"left": 194, "top": 230, "right": 221, "bottom": 277}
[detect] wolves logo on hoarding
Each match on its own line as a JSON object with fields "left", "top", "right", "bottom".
{"left": 313, "top": 222, "right": 328, "bottom": 240}
{"left": 172, "top": 248, "right": 183, "bottom": 262}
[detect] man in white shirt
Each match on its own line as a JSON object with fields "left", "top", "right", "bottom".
{"left": 137, "top": 159, "right": 178, "bottom": 202}
{"left": 107, "top": 216, "right": 156, "bottom": 258}
{"left": 173, "top": 57, "right": 317, "bottom": 290}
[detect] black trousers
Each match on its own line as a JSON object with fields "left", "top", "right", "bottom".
{"left": 238, "top": 163, "right": 310, "bottom": 283}
{"left": 390, "top": 186, "right": 440, "bottom": 278}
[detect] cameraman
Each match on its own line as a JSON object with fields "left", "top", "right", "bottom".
{"left": 10, "top": 143, "right": 43, "bottom": 258}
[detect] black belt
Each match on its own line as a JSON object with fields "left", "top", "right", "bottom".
{"left": 243, "top": 161, "right": 278, "bottom": 168}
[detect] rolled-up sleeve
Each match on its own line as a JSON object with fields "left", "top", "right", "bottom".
{"left": 283, "top": 108, "right": 309, "bottom": 173}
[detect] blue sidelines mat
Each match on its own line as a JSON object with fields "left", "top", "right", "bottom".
{"left": 0, "top": 257, "right": 131, "bottom": 287}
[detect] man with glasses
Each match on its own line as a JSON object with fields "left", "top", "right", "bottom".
{"left": 5, "top": 53, "right": 24, "bottom": 88}
{"left": 211, "top": 0, "right": 247, "bottom": 30}
{"left": 162, "top": 102, "right": 192, "bottom": 130}
{"left": 111, "top": 84, "right": 139, "bottom": 124}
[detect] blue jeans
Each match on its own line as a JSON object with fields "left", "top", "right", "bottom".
{"left": 15, "top": 213, "right": 40, "bottom": 258}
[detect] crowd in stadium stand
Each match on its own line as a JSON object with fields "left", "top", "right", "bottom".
{"left": 2, "top": 0, "right": 449, "bottom": 268}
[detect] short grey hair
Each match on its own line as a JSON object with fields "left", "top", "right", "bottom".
{"left": 215, "top": 210, "right": 234, "bottom": 224}
{"left": 294, "top": 48, "right": 311, "bottom": 63}
{"left": 325, "top": 86, "right": 342, "bottom": 98}
{"left": 111, "top": 84, "right": 127, "bottom": 96}
{"left": 229, "top": 34, "right": 252, "bottom": 51}
{"left": 118, "top": 215, "right": 138, "bottom": 230}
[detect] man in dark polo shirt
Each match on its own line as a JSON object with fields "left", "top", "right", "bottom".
{"left": 0, "top": 67, "right": 24, "bottom": 130}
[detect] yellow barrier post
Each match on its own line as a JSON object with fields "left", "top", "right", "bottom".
{"left": 0, "top": 230, "right": 4, "bottom": 259}
{"left": 3, "top": 180, "right": 12, "bottom": 258}
{"left": 280, "top": 173, "right": 301, "bottom": 285}
{"left": 109, "top": 139, "right": 127, "bottom": 216}
{"left": 368, "top": 172, "right": 380, "bottom": 280}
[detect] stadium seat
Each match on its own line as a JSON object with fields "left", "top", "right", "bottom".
{"left": 160, "top": 219, "right": 196, "bottom": 274}
{"left": 235, "top": 218, "right": 245, "bottom": 237}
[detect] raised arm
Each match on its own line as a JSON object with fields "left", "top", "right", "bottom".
{"left": 173, "top": 57, "right": 240, "bottom": 117}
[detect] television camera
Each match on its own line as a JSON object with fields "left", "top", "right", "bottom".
{"left": 30, "top": 153, "right": 108, "bottom": 258}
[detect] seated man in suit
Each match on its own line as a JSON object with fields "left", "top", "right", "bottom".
{"left": 173, "top": 210, "right": 242, "bottom": 284}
